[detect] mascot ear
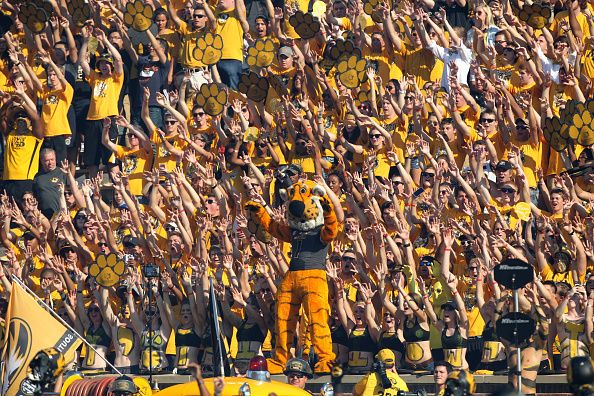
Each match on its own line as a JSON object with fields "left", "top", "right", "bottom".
{"left": 279, "top": 188, "right": 288, "bottom": 201}
{"left": 312, "top": 185, "right": 325, "bottom": 197}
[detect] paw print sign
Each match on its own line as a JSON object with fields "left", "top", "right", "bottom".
{"left": 512, "top": 0, "right": 552, "bottom": 29}
{"left": 288, "top": 11, "right": 320, "bottom": 40}
{"left": 89, "top": 253, "right": 126, "bottom": 288}
{"left": 363, "top": 0, "right": 390, "bottom": 24}
{"left": 336, "top": 55, "right": 368, "bottom": 89}
{"left": 67, "top": 0, "right": 92, "bottom": 27}
{"left": 193, "top": 32, "right": 224, "bottom": 65}
{"left": 246, "top": 38, "right": 276, "bottom": 68}
{"left": 321, "top": 39, "right": 361, "bottom": 72}
{"left": 18, "top": 4, "right": 48, "bottom": 33}
{"left": 123, "top": 0, "right": 154, "bottom": 32}
{"left": 238, "top": 71, "right": 269, "bottom": 103}
{"left": 195, "top": 83, "right": 228, "bottom": 116}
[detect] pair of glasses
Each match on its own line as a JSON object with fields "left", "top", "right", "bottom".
{"left": 392, "top": 180, "right": 403, "bottom": 185}
{"left": 127, "top": 133, "right": 138, "bottom": 138}
{"left": 288, "top": 373, "right": 306, "bottom": 379}
{"left": 421, "top": 172, "right": 435, "bottom": 178}
{"left": 439, "top": 190, "right": 449, "bottom": 195}
{"left": 98, "top": 242, "right": 108, "bottom": 247}
{"left": 193, "top": 112, "right": 205, "bottom": 117}
{"left": 419, "top": 260, "right": 432, "bottom": 267}
{"left": 164, "top": 226, "right": 176, "bottom": 233}
{"left": 165, "top": 120, "right": 177, "bottom": 125}
{"left": 193, "top": 14, "right": 206, "bottom": 18}
{"left": 369, "top": 134, "right": 381, "bottom": 139}
{"left": 479, "top": 118, "right": 496, "bottom": 123}
{"left": 500, "top": 187, "right": 517, "bottom": 194}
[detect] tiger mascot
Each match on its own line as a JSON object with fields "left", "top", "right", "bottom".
{"left": 245, "top": 179, "right": 338, "bottom": 374}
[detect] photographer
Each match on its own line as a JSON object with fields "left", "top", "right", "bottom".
{"left": 353, "top": 349, "right": 408, "bottom": 396}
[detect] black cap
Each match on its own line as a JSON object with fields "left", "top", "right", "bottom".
{"left": 568, "top": 356, "right": 594, "bottom": 390}
{"left": 495, "top": 160, "right": 513, "bottom": 171}
{"left": 122, "top": 235, "right": 141, "bottom": 248}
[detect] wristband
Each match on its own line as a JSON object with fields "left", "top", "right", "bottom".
{"left": 423, "top": 294, "right": 429, "bottom": 299}
{"left": 444, "top": 248, "right": 451, "bottom": 251}
{"left": 451, "top": 290, "right": 458, "bottom": 296}
{"left": 402, "top": 243, "right": 411, "bottom": 247}
{"left": 366, "top": 300, "right": 372, "bottom": 304}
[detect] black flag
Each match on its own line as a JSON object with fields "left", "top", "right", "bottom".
{"left": 208, "top": 277, "right": 230, "bottom": 377}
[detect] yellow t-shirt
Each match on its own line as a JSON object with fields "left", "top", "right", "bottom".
{"left": 215, "top": 8, "right": 244, "bottom": 61}
{"left": 353, "top": 371, "right": 409, "bottom": 395}
{"left": 402, "top": 46, "right": 443, "bottom": 88}
{"left": 3, "top": 132, "right": 42, "bottom": 180}
{"left": 150, "top": 129, "right": 186, "bottom": 172}
{"left": 41, "top": 82, "right": 74, "bottom": 137}
{"left": 177, "top": 22, "right": 206, "bottom": 68}
{"left": 86, "top": 70, "right": 124, "bottom": 120}
{"left": 114, "top": 145, "right": 153, "bottom": 196}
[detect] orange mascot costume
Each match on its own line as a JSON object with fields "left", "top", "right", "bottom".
{"left": 245, "top": 180, "right": 338, "bottom": 374}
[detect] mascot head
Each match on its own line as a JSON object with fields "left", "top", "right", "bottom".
{"left": 280, "top": 180, "right": 327, "bottom": 231}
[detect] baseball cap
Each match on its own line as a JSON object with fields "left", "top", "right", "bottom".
{"left": 97, "top": 52, "right": 114, "bottom": 65}
{"left": 495, "top": 160, "right": 513, "bottom": 171}
{"left": 164, "top": 222, "right": 181, "bottom": 235}
{"left": 441, "top": 300, "right": 457, "bottom": 311}
{"left": 278, "top": 46, "right": 294, "bottom": 59}
{"left": 122, "top": 235, "right": 141, "bottom": 248}
{"left": 284, "top": 358, "right": 313, "bottom": 378}
{"left": 376, "top": 349, "right": 396, "bottom": 368}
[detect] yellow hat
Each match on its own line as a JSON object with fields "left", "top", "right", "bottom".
{"left": 376, "top": 349, "right": 396, "bottom": 367}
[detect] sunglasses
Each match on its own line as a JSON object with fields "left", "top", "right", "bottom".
{"left": 193, "top": 14, "right": 206, "bottom": 18}
{"left": 164, "top": 226, "right": 176, "bottom": 232}
{"left": 516, "top": 124, "right": 529, "bottom": 130}
{"left": 419, "top": 260, "right": 432, "bottom": 267}
{"left": 369, "top": 134, "right": 381, "bottom": 139}
{"left": 64, "top": 190, "right": 73, "bottom": 196}
{"left": 439, "top": 190, "right": 449, "bottom": 195}
{"left": 500, "top": 187, "right": 517, "bottom": 194}
{"left": 342, "top": 256, "right": 356, "bottom": 262}
{"left": 98, "top": 242, "right": 108, "bottom": 247}
{"left": 165, "top": 120, "right": 177, "bottom": 125}
{"left": 421, "top": 172, "right": 435, "bottom": 178}
{"left": 288, "top": 373, "right": 306, "bottom": 379}
{"left": 193, "top": 112, "right": 205, "bottom": 117}
{"left": 479, "top": 118, "right": 496, "bottom": 123}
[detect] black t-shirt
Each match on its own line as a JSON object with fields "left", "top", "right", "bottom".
{"left": 32, "top": 168, "right": 67, "bottom": 218}
{"left": 434, "top": 1, "right": 470, "bottom": 30}
{"left": 137, "top": 57, "right": 170, "bottom": 107}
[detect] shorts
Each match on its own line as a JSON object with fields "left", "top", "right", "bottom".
{"left": 82, "top": 119, "right": 118, "bottom": 167}
{"left": 42, "top": 135, "right": 69, "bottom": 164}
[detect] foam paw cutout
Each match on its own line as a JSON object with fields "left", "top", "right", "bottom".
{"left": 238, "top": 71, "right": 269, "bottom": 103}
{"left": 89, "top": 253, "right": 125, "bottom": 288}
{"left": 193, "top": 32, "right": 223, "bottom": 65}
{"left": 246, "top": 38, "right": 276, "bottom": 68}
{"left": 321, "top": 39, "right": 361, "bottom": 72}
{"left": 363, "top": 0, "right": 389, "bottom": 23}
{"left": 543, "top": 116, "right": 567, "bottom": 152}
{"left": 288, "top": 11, "right": 320, "bottom": 40}
{"left": 336, "top": 55, "right": 367, "bottom": 89}
{"left": 515, "top": 1, "right": 552, "bottom": 29}
{"left": 195, "top": 83, "right": 227, "bottom": 116}
{"left": 31, "top": 0, "right": 54, "bottom": 16}
{"left": 123, "top": 0, "right": 154, "bottom": 32}
{"left": 18, "top": 4, "right": 48, "bottom": 33}
{"left": 67, "top": 0, "right": 92, "bottom": 27}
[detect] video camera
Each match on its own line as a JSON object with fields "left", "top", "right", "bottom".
{"left": 143, "top": 263, "right": 159, "bottom": 278}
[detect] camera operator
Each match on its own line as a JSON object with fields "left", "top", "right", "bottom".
{"left": 353, "top": 349, "right": 408, "bottom": 396}
{"left": 444, "top": 370, "right": 475, "bottom": 396}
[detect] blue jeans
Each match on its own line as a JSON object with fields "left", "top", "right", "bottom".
{"left": 217, "top": 59, "right": 243, "bottom": 90}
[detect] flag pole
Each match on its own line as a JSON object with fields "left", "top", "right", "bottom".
{"left": 10, "top": 275, "right": 123, "bottom": 375}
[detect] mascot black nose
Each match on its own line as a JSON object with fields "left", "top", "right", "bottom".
{"left": 288, "top": 200, "right": 305, "bottom": 218}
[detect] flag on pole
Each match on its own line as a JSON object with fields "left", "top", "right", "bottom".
{"left": 1, "top": 281, "right": 81, "bottom": 396}
{"left": 209, "top": 277, "right": 230, "bottom": 377}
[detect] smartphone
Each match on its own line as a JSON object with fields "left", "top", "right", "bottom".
{"left": 413, "top": 187, "right": 425, "bottom": 198}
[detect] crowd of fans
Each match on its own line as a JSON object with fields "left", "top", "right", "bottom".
{"left": 0, "top": 0, "right": 593, "bottom": 393}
